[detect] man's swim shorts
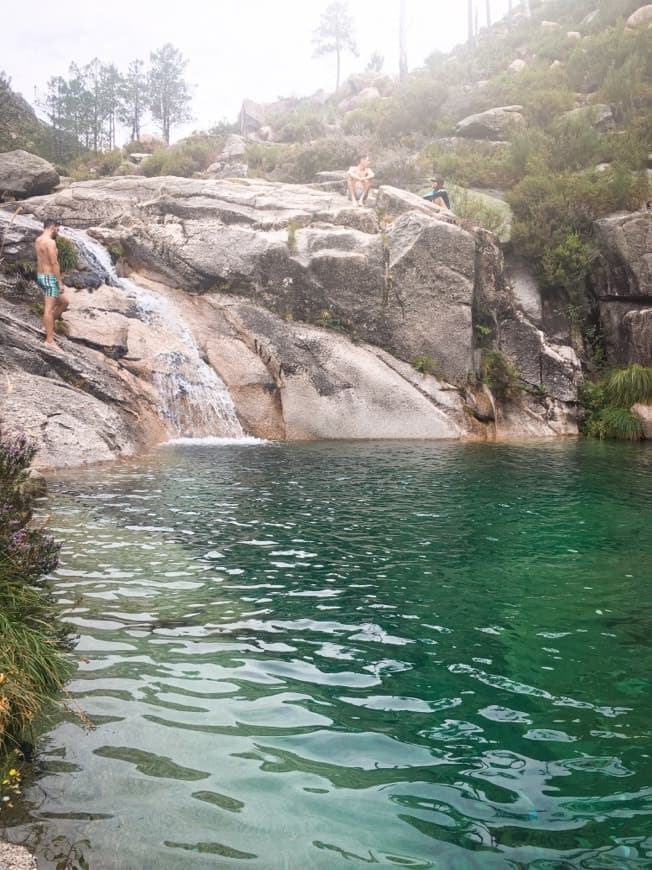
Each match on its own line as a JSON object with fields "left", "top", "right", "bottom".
{"left": 37, "top": 273, "right": 60, "bottom": 298}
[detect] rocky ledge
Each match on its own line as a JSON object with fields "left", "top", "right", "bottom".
{"left": 1, "top": 175, "right": 583, "bottom": 469}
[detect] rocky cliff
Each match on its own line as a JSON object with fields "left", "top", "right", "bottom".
{"left": 1, "top": 176, "right": 582, "bottom": 468}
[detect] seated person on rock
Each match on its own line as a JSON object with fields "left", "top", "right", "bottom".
{"left": 347, "top": 156, "right": 375, "bottom": 207}
{"left": 423, "top": 176, "right": 451, "bottom": 210}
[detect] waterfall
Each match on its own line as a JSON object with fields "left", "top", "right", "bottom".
{"left": 63, "top": 228, "right": 245, "bottom": 439}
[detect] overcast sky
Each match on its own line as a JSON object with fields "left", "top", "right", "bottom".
{"left": 3, "top": 0, "right": 512, "bottom": 142}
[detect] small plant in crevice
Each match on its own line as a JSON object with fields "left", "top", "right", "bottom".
{"left": 474, "top": 323, "right": 493, "bottom": 348}
{"left": 411, "top": 354, "right": 439, "bottom": 377}
{"left": 287, "top": 220, "right": 299, "bottom": 254}
{"left": 480, "top": 349, "right": 522, "bottom": 401}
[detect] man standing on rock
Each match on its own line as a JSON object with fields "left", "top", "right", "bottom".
{"left": 34, "top": 219, "right": 69, "bottom": 349}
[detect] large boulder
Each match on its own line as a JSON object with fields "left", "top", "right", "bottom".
{"left": 592, "top": 210, "right": 651, "bottom": 299}
{"left": 0, "top": 208, "right": 41, "bottom": 263}
{"left": 625, "top": 5, "right": 652, "bottom": 30}
{"left": 632, "top": 403, "right": 652, "bottom": 438}
{"left": 0, "top": 302, "right": 163, "bottom": 468}
{"left": 15, "top": 177, "right": 477, "bottom": 383}
{"left": 0, "top": 149, "right": 59, "bottom": 200}
{"left": 591, "top": 209, "right": 652, "bottom": 365}
{"left": 0, "top": 175, "right": 581, "bottom": 458}
{"left": 455, "top": 106, "right": 526, "bottom": 140}
{"left": 216, "top": 300, "right": 465, "bottom": 440}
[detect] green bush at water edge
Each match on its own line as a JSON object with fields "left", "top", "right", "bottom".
{"left": 0, "top": 431, "right": 71, "bottom": 802}
{"left": 581, "top": 365, "right": 652, "bottom": 440}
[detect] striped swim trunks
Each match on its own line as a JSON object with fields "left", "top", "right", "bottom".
{"left": 36, "top": 273, "right": 60, "bottom": 298}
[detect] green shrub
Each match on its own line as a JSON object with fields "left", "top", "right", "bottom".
{"left": 0, "top": 430, "right": 70, "bottom": 789}
{"left": 449, "top": 186, "right": 511, "bottom": 239}
{"left": 604, "top": 364, "right": 652, "bottom": 407}
{"left": 140, "top": 150, "right": 167, "bottom": 177}
{"left": 244, "top": 143, "right": 290, "bottom": 176}
{"left": 379, "top": 78, "right": 448, "bottom": 144}
{"left": 95, "top": 148, "right": 123, "bottom": 177}
{"left": 341, "top": 100, "right": 388, "bottom": 137}
{"left": 277, "top": 112, "right": 327, "bottom": 143}
{"left": 585, "top": 407, "right": 643, "bottom": 441}
{"left": 271, "top": 137, "right": 362, "bottom": 184}
{"left": 547, "top": 114, "right": 602, "bottom": 172}
{"left": 56, "top": 237, "right": 78, "bottom": 273}
{"left": 141, "top": 135, "right": 217, "bottom": 178}
{"left": 374, "top": 148, "right": 422, "bottom": 189}
{"left": 541, "top": 231, "right": 592, "bottom": 297}
{"left": 581, "top": 365, "right": 652, "bottom": 440}
{"left": 418, "top": 140, "right": 513, "bottom": 189}
{"left": 481, "top": 349, "right": 521, "bottom": 401}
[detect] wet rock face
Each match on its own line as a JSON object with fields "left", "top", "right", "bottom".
{"left": 0, "top": 302, "right": 163, "bottom": 468}
{"left": 591, "top": 209, "right": 652, "bottom": 365}
{"left": 0, "top": 149, "right": 59, "bottom": 199}
{"left": 0, "top": 175, "right": 583, "bottom": 467}
{"left": 16, "top": 178, "right": 479, "bottom": 385}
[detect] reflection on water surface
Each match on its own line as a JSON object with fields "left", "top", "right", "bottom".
{"left": 8, "top": 440, "right": 652, "bottom": 868}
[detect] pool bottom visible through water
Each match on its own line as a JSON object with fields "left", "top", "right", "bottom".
{"left": 6, "top": 439, "right": 652, "bottom": 869}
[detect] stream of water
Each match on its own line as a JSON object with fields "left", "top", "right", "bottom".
{"left": 6, "top": 439, "right": 652, "bottom": 868}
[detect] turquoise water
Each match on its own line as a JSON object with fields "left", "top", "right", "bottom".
{"left": 9, "top": 440, "right": 652, "bottom": 868}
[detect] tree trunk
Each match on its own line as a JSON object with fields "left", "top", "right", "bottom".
{"left": 399, "top": 0, "right": 408, "bottom": 81}
{"left": 486, "top": 0, "right": 491, "bottom": 28}
{"left": 522, "top": 0, "right": 531, "bottom": 17}
{"left": 508, "top": 0, "right": 512, "bottom": 22}
{"left": 336, "top": 46, "right": 341, "bottom": 92}
{"left": 467, "top": 0, "right": 474, "bottom": 45}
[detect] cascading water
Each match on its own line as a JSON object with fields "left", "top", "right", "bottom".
{"left": 63, "top": 228, "right": 245, "bottom": 439}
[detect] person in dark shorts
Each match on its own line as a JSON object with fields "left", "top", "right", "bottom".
{"left": 423, "top": 176, "right": 451, "bottom": 210}
{"left": 34, "top": 219, "right": 69, "bottom": 349}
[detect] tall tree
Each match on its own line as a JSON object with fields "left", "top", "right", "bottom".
{"left": 119, "top": 59, "right": 147, "bottom": 142}
{"left": 508, "top": 0, "right": 513, "bottom": 23}
{"left": 467, "top": 0, "right": 475, "bottom": 46}
{"left": 522, "top": 0, "right": 531, "bottom": 17}
{"left": 312, "top": 2, "right": 358, "bottom": 92}
{"left": 100, "top": 63, "right": 121, "bottom": 150}
{"left": 148, "top": 43, "right": 192, "bottom": 144}
{"left": 486, "top": 0, "right": 492, "bottom": 29}
{"left": 399, "top": 0, "right": 408, "bottom": 82}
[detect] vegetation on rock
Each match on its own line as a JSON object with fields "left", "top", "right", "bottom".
{"left": 581, "top": 365, "right": 652, "bottom": 440}
{"left": 0, "top": 430, "right": 71, "bottom": 799}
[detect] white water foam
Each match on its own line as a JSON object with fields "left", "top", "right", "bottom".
{"left": 163, "top": 436, "right": 268, "bottom": 447}
{"left": 63, "top": 228, "right": 246, "bottom": 440}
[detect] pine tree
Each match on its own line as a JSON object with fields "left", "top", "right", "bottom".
{"left": 148, "top": 44, "right": 193, "bottom": 144}
{"left": 119, "top": 60, "right": 147, "bottom": 142}
{"left": 312, "top": 2, "right": 358, "bottom": 92}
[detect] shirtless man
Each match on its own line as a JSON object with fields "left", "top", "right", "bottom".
{"left": 34, "top": 219, "right": 69, "bottom": 348}
{"left": 347, "top": 156, "right": 374, "bottom": 207}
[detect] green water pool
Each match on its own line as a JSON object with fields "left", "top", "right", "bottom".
{"left": 7, "top": 439, "right": 652, "bottom": 868}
